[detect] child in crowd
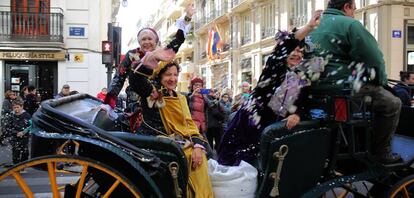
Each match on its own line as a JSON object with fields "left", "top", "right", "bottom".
{"left": 5, "top": 100, "right": 32, "bottom": 164}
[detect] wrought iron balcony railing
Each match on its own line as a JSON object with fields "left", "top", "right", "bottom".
{"left": 0, "top": 7, "right": 64, "bottom": 43}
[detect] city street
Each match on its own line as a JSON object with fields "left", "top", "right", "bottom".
{"left": 0, "top": 145, "right": 79, "bottom": 198}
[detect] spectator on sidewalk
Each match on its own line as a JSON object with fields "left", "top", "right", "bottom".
{"left": 97, "top": 88, "right": 107, "bottom": 101}
{"left": 4, "top": 100, "right": 31, "bottom": 164}
{"left": 24, "top": 86, "right": 39, "bottom": 116}
{"left": 393, "top": 71, "right": 414, "bottom": 106}
{"left": 55, "top": 84, "right": 70, "bottom": 99}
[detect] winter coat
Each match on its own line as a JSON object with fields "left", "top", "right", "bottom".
{"left": 206, "top": 96, "right": 225, "bottom": 129}
{"left": 96, "top": 92, "right": 107, "bottom": 101}
{"left": 188, "top": 93, "right": 208, "bottom": 133}
{"left": 24, "top": 93, "right": 39, "bottom": 115}
{"left": 54, "top": 92, "right": 67, "bottom": 99}
{"left": 1, "top": 98, "right": 13, "bottom": 116}
{"left": 309, "top": 8, "right": 387, "bottom": 87}
{"left": 4, "top": 111, "right": 31, "bottom": 137}
{"left": 393, "top": 83, "right": 412, "bottom": 106}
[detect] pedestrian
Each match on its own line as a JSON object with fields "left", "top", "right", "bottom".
{"left": 187, "top": 77, "right": 208, "bottom": 134}
{"left": 55, "top": 84, "right": 71, "bottom": 99}
{"left": 96, "top": 88, "right": 107, "bottom": 101}
{"left": 219, "top": 92, "right": 232, "bottom": 130}
{"left": 19, "top": 86, "right": 29, "bottom": 101}
{"left": 309, "top": 0, "right": 401, "bottom": 163}
{"left": 1, "top": 90, "right": 17, "bottom": 144}
{"left": 206, "top": 89, "right": 225, "bottom": 150}
{"left": 23, "top": 86, "right": 39, "bottom": 116}
{"left": 1, "top": 90, "right": 17, "bottom": 116}
{"left": 393, "top": 71, "right": 414, "bottom": 106}
{"left": 4, "top": 100, "right": 31, "bottom": 165}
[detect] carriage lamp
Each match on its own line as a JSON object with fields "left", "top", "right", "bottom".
{"left": 335, "top": 98, "right": 348, "bottom": 122}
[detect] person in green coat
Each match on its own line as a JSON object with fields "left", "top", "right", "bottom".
{"left": 309, "top": 0, "right": 401, "bottom": 163}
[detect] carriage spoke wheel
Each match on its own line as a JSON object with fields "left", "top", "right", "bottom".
{"left": 389, "top": 175, "right": 414, "bottom": 198}
{"left": 0, "top": 155, "right": 141, "bottom": 198}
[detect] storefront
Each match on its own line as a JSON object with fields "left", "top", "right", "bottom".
{"left": 0, "top": 51, "right": 66, "bottom": 101}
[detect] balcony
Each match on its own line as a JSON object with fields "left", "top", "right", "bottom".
{"left": 241, "top": 35, "right": 251, "bottom": 45}
{"left": 200, "top": 51, "right": 207, "bottom": 59}
{"left": 0, "top": 7, "right": 63, "bottom": 44}
{"left": 195, "top": 2, "right": 230, "bottom": 31}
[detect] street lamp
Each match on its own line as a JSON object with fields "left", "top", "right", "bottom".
{"left": 122, "top": 0, "right": 128, "bottom": 7}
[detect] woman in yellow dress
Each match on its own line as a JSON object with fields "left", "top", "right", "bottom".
{"left": 131, "top": 60, "right": 213, "bottom": 197}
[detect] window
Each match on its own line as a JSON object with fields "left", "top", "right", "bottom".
{"left": 241, "top": 13, "right": 251, "bottom": 45}
{"left": 290, "top": 0, "right": 308, "bottom": 27}
{"left": 408, "top": 26, "right": 414, "bottom": 45}
{"left": 262, "top": 3, "right": 276, "bottom": 38}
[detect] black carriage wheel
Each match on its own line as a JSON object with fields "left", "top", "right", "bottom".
{"left": 388, "top": 174, "right": 414, "bottom": 198}
{"left": 0, "top": 155, "right": 141, "bottom": 198}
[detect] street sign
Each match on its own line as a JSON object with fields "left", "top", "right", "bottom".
{"left": 69, "top": 27, "right": 85, "bottom": 37}
{"left": 392, "top": 30, "right": 402, "bottom": 38}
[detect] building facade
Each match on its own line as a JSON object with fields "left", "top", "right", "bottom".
{"left": 193, "top": 0, "right": 414, "bottom": 95}
{"left": 0, "top": 0, "right": 119, "bottom": 104}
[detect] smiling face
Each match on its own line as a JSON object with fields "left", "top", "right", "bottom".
{"left": 160, "top": 65, "right": 179, "bottom": 92}
{"left": 138, "top": 30, "right": 157, "bottom": 52}
{"left": 286, "top": 47, "right": 303, "bottom": 67}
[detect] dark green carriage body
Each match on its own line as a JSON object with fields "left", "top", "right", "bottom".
{"left": 30, "top": 94, "right": 188, "bottom": 198}
{"left": 28, "top": 92, "right": 414, "bottom": 197}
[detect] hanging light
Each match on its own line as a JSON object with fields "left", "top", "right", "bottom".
{"left": 122, "top": 0, "right": 128, "bottom": 7}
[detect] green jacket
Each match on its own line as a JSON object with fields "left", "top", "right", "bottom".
{"left": 309, "top": 8, "right": 387, "bottom": 88}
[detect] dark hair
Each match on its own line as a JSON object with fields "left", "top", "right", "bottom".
{"left": 157, "top": 61, "right": 181, "bottom": 80}
{"left": 28, "top": 86, "right": 36, "bottom": 92}
{"left": 400, "top": 71, "right": 414, "bottom": 81}
{"left": 328, "top": 0, "right": 353, "bottom": 10}
{"left": 12, "top": 99, "right": 24, "bottom": 107}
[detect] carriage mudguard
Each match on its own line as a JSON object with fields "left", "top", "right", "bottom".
{"left": 257, "top": 120, "right": 332, "bottom": 198}
{"left": 30, "top": 127, "right": 163, "bottom": 197}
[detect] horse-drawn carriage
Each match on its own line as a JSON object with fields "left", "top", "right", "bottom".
{"left": 0, "top": 89, "right": 413, "bottom": 197}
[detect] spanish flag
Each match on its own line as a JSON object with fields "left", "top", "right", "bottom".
{"left": 207, "top": 25, "right": 222, "bottom": 60}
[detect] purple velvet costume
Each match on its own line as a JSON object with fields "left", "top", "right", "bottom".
{"left": 217, "top": 31, "right": 308, "bottom": 166}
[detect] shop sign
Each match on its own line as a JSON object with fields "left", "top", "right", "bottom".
{"left": 0, "top": 51, "right": 66, "bottom": 60}
{"left": 74, "top": 54, "right": 84, "bottom": 63}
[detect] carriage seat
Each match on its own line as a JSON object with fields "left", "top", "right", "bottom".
{"left": 256, "top": 120, "right": 332, "bottom": 198}
{"left": 110, "top": 132, "right": 188, "bottom": 197}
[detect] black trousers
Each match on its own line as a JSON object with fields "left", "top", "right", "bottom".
{"left": 206, "top": 126, "right": 223, "bottom": 150}
{"left": 11, "top": 136, "right": 29, "bottom": 164}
